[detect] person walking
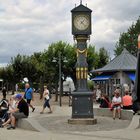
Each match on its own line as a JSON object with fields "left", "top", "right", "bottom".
{"left": 40, "top": 86, "right": 52, "bottom": 114}
{"left": 122, "top": 90, "right": 133, "bottom": 110}
{"left": 112, "top": 91, "right": 122, "bottom": 120}
{"left": 24, "top": 83, "right": 35, "bottom": 112}
{"left": 2, "top": 87, "right": 7, "bottom": 99}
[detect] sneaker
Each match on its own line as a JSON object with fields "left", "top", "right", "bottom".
{"left": 32, "top": 108, "right": 35, "bottom": 112}
{"left": 7, "top": 125, "right": 15, "bottom": 130}
{"left": 48, "top": 111, "right": 52, "bottom": 114}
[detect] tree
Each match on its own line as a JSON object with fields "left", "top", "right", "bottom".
{"left": 115, "top": 17, "right": 140, "bottom": 56}
{"left": 41, "top": 41, "right": 76, "bottom": 101}
{"left": 87, "top": 45, "right": 99, "bottom": 70}
{"left": 98, "top": 47, "right": 109, "bottom": 68}
{"left": 0, "top": 41, "right": 110, "bottom": 96}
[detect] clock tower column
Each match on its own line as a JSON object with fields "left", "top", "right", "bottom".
{"left": 68, "top": 2, "right": 96, "bottom": 124}
{"left": 76, "top": 36, "right": 88, "bottom": 92}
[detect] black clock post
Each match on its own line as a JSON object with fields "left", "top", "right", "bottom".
{"left": 68, "top": 2, "right": 97, "bottom": 124}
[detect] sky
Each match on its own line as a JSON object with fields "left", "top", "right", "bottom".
{"left": 0, "top": 0, "right": 140, "bottom": 67}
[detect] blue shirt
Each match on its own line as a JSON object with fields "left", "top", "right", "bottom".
{"left": 25, "top": 88, "right": 33, "bottom": 99}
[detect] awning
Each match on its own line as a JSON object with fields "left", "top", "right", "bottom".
{"left": 127, "top": 73, "right": 135, "bottom": 81}
{"left": 91, "top": 74, "right": 113, "bottom": 81}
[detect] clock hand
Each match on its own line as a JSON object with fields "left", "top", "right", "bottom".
{"left": 81, "top": 19, "right": 85, "bottom": 24}
{"left": 80, "top": 21, "right": 86, "bottom": 26}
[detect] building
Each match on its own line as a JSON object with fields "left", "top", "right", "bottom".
{"left": 91, "top": 48, "right": 137, "bottom": 97}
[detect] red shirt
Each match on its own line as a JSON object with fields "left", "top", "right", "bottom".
{"left": 122, "top": 95, "right": 132, "bottom": 106}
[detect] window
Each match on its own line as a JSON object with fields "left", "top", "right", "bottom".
{"left": 116, "top": 79, "right": 120, "bottom": 85}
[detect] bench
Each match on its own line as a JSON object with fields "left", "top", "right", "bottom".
{"left": 93, "top": 108, "right": 134, "bottom": 120}
{"left": 17, "top": 118, "right": 47, "bottom": 132}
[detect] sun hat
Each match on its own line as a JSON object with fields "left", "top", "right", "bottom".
{"left": 15, "top": 94, "right": 23, "bottom": 99}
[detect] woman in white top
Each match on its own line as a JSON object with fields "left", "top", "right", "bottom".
{"left": 40, "top": 86, "right": 52, "bottom": 114}
{"left": 112, "top": 91, "right": 122, "bottom": 120}
{"left": 9, "top": 94, "right": 18, "bottom": 111}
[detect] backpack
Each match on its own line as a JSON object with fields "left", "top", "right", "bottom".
{"left": 0, "top": 99, "right": 9, "bottom": 109}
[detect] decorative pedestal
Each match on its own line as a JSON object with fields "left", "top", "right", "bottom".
{"left": 68, "top": 92, "right": 97, "bottom": 125}
{"left": 71, "top": 92, "right": 93, "bottom": 118}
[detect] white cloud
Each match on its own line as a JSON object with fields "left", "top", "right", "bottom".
{"left": 0, "top": 0, "right": 140, "bottom": 64}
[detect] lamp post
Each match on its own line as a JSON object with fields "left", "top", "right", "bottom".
{"left": 135, "top": 34, "right": 140, "bottom": 102}
{"left": 59, "top": 52, "right": 62, "bottom": 107}
{"left": 53, "top": 52, "right": 67, "bottom": 106}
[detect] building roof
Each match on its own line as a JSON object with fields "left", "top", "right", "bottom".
{"left": 71, "top": 4, "right": 92, "bottom": 12}
{"left": 91, "top": 48, "right": 137, "bottom": 73}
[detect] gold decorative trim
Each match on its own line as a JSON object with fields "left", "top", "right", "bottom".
{"left": 76, "top": 68, "right": 80, "bottom": 79}
{"left": 76, "top": 48, "right": 87, "bottom": 57}
{"left": 76, "top": 67, "right": 88, "bottom": 80}
{"left": 84, "top": 67, "right": 88, "bottom": 79}
{"left": 81, "top": 68, "right": 84, "bottom": 79}
{"left": 76, "top": 36, "right": 88, "bottom": 40}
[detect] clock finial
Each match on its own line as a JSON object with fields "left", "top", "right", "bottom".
{"left": 80, "top": 0, "right": 82, "bottom": 4}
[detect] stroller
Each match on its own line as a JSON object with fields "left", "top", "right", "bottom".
{"left": 0, "top": 99, "right": 9, "bottom": 125}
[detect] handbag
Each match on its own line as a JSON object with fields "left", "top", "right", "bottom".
{"left": 104, "top": 98, "right": 111, "bottom": 108}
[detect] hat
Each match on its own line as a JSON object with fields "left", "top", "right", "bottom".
{"left": 15, "top": 94, "right": 23, "bottom": 99}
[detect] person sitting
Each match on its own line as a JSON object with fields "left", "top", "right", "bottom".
{"left": 0, "top": 94, "right": 29, "bottom": 129}
{"left": 95, "top": 85, "right": 101, "bottom": 103}
{"left": 100, "top": 94, "right": 110, "bottom": 108}
{"left": 0, "top": 99, "right": 9, "bottom": 119}
{"left": 112, "top": 91, "right": 122, "bottom": 120}
{"left": 0, "top": 95, "right": 18, "bottom": 127}
{"left": 122, "top": 90, "right": 133, "bottom": 110}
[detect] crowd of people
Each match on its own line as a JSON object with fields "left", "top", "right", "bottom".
{"left": 0, "top": 83, "right": 52, "bottom": 130}
{"left": 94, "top": 85, "right": 139, "bottom": 119}
{"left": 0, "top": 82, "right": 139, "bottom": 130}
{"left": 94, "top": 85, "right": 138, "bottom": 120}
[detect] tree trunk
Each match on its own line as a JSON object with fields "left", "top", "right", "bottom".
{"left": 55, "top": 84, "right": 58, "bottom": 102}
{"left": 39, "top": 76, "right": 44, "bottom": 99}
{"left": 12, "top": 83, "right": 15, "bottom": 95}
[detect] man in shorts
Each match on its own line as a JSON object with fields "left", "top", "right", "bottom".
{"left": 6, "top": 94, "right": 29, "bottom": 130}
{"left": 24, "top": 83, "right": 35, "bottom": 112}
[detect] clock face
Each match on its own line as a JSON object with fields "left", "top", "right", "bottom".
{"left": 74, "top": 15, "right": 90, "bottom": 31}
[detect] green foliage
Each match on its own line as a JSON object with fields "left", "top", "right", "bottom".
{"left": 115, "top": 17, "right": 140, "bottom": 56}
{"left": 42, "top": 41, "right": 77, "bottom": 86}
{"left": 98, "top": 47, "right": 109, "bottom": 68}
{"left": 87, "top": 45, "right": 99, "bottom": 70}
{"left": 87, "top": 80, "right": 94, "bottom": 90}
{"left": 0, "top": 41, "right": 110, "bottom": 90}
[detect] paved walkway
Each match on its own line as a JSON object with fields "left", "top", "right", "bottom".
{"left": 0, "top": 105, "right": 140, "bottom": 140}
{"left": 0, "top": 122, "right": 140, "bottom": 140}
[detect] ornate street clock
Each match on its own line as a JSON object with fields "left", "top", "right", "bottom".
{"left": 71, "top": 4, "right": 92, "bottom": 36}
{"left": 69, "top": 2, "right": 95, "bottom": 122}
